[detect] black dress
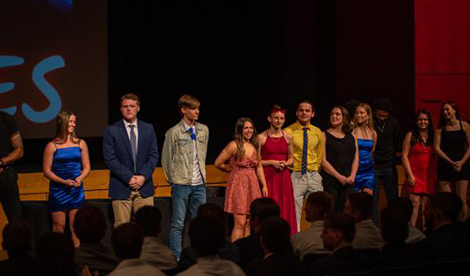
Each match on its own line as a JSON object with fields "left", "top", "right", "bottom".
{"left": 437, "top": 121, "right": 469, "bottom": 181}
{"left": 321, "top": 131, "right": 356, "bottom": 211}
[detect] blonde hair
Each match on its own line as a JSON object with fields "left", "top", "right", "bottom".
{"left": 353, "top": 103, "right": 374, "bottom": 131}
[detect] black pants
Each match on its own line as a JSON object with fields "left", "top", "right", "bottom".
{"left": 0, "top": 167, "right": 23, "bottom": 222}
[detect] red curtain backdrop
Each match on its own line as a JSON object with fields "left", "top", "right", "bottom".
{"left": 415, "top": 0, "right": 470, "bottom": 123}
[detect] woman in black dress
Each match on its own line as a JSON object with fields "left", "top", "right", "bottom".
{"left": 434, "top": 101, "right": 470, "bottom": 221}
{"left": 321, "top": 106, "right": 359, "bottom": 211}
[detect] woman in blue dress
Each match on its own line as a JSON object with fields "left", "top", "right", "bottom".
{"left": 43, "top": 110, "right": 90, "bottom": 246}
{"left": 352, "top": 103, "right": 377, "bottom": 195}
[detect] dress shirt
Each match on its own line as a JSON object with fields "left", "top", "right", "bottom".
{"left": 123, "top": 119, "right": 138, "bottom": 151}
{"left": 292, "top": 220, "right": 328, "bottom": 259}
{"left": 284, "top": 122, "right": 323, "bottom": 172}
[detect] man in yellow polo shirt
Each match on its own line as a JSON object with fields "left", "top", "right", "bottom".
{"left": 284, "top": 100, "right": 323, "bottom": 231}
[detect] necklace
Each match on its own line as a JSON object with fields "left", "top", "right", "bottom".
{"left": 375, "top": 120, "right": 386, "bottom": 133}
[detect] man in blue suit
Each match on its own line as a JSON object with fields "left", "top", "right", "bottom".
{"left": 103, "top": 93, "right": 159, "bottom": 227}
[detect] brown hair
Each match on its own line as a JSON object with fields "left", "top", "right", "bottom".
{"left": 178, "top": 94, "right": 200, "bottom": 115}
{"left": 54, "top": 110, "right": 78, "bottom": 143}
{"left": 120, "top": 93, "right": 140, "bottom": 106}
{"left": 328, "top": 106, "right": 352, "bottom": 133}
{"left": 297, "top": 100, "right": 315, "bottom": 112}
{"left": 269, "top": 104, "right": 287, "bottom": 116}
{"left": 234, "top": 117, "right": 259, "bottom": 161}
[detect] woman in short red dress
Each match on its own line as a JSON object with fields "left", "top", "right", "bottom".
{"left": 258, "top": 105, "right": 297, "bottom": 235}
{"left": 215, "top": 118, "right": 268, "bottom": 242}
{"left": 402, "top": 109, "right": 436, "bottom": 227}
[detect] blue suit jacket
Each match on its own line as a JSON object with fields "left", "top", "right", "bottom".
{"left": 103, "top": 120, "right": 159, "bottom": 199}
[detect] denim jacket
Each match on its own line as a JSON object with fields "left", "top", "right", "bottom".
{"left": 161, "top": 120, "right": 209, "bottom": 185}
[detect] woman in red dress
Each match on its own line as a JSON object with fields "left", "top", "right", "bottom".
{"left": 402, "top": 109, "right": 436, "bottom": 227}
{"left": 258, "top": 105, "right": 297, "bottom": 235}
{"left": 215, "top": 118, "right": 268, "bottom": 242}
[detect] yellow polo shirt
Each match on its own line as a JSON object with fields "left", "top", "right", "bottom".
{"left": 284, "top": 121, "right": 323, "bottom": 172}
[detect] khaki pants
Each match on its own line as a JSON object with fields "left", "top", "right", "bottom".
{"left": 112, "top": 191, "right": 154, "bottom": 227}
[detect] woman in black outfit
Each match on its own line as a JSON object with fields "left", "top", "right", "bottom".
{"left": 321, "top": 106, "right": 359, "bottom": 211}
{"left": 434, "top": 101, "right": 470, "bottom": 221}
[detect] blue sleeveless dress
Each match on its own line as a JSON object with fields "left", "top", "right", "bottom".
{"left": 354, "top": 138, "right": 375, "bottom": 191}
{"left": 49, "top": 147, "right": 85, "bottom": 212}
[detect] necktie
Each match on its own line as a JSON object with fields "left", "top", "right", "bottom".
{"left": 129, "top": 124, "right": 137, "bottom": 171}
{"left": 189, "top": 127, "right": 196, "bottom": 141}
{"left": 301, "top": 127, "right": 308, "bottom": 175}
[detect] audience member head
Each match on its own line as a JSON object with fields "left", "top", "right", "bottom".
{"left": 425, "top": 192, "right": 462, "bottom": 231}
{"left": 380, "top": 206, "right": 409, "bottom": 244}
{"left": 37, "top": 232, "right": 76, "bottom": 276}
{"left": 134, "top": 206, "right": 162, "bottom": 238}
{"left": 197, "top": 203, "right": 225, "bottom": 220}
{"left": 111, "top": 223, "right": 143, "bottom": 260}
{"left": 322, "top": 212, "right": 355, "bottom": 251}
{"left": 249, "top": 198, "right": 281, "bottom": 232}
{"left": 74, "top": 204, "right": 107, "bottom": 244}
{"left": 2, "top": 220, "right": 31, "bottom": 258}
{"left": 260, "top": 216, "right": 292, "bottom": 256}
{"left": 188, "top": 215, "right": 226, "bottom": 257}
{"left": 387, "top": 196, "right": 413, "bottom": 221}
{"left": 305, "top": 192, "right": 333, "bottom": 223}
{"left": 438, "top": 101, "right": 460, "bottom": 128}
{"left": 344, "top": 192, "right": 373, "bottom": 223}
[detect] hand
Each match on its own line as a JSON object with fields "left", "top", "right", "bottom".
{"left": 408, "top": 176, "right": 416, "bottom": 187}
{"left": 346, "top": 175, "right": 355, "bottom": 184}
{"left": 272, "top": 160, "right": 285, "bottom": 170}
{"left": 75, "top": 177, "right": 83, "bottom": 186}
{"left": 453, "top": 161, "right": 463, "bottom": 172}
{"left": 337, "top": 175, "right": 349, "bottom": 185}
{"left": 262, "top": 185, "right": 268, "bottom": 197}
{"left": 129, "top": 175, "right": 145, "bottom": 190}
{"left": 64, "top": 179, "right": 79, "bottom": 187}
{"left": 0, "top": 167, "right": 3, "bottom": 174}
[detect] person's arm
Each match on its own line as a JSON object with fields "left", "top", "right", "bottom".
{"left": 285, "top": 131, "right": 294, "bottom": 167}
{"left": 76, "top": 140, "right": 91, "bottom": 184}
{"left": 214, "top": 141, "right": 236, "bottom": 173}
{"left": 401, "top": 132, "right": 415, "bottom": 186}
{"left": 371, "top": 130, "right": 378, "bottom": 153}
{"left": 348, "top": 135, "right": 360, "bottom": 183}
{"left": 161, "top": 130, "right": 173, "bottom": 183}
{"left": 43, "top": 142, "right": 78, "bottom": 187}
{"left": 256, "top": 153, "right": 268, "bottom": 197}
{"left": 455, "top": 121, "right": 470, "bottom": 171}
{"left": 1, "top": 132, "right": 24, "bottom": 166}
{"left": 135, "top": 125, "right": 159, "bottom": 188}
{"left": 102, "top": 126, "right": 133, "bottom": 184}
{"left": 434, "top": 128, "right": 454, "bottom": 165}
{"left": 316, "top": 130, "right": 324, "bottom": 169}
{"left": 320, "top": 132, "right": 348, "bottom": 185}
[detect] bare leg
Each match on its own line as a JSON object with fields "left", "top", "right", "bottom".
{"left": 52, "top": 211, "right": 66, "bottom": 233}
{"left": 409, "top": 194, "right": 421, "bottom": 226}
{"left": 455, "top": 180, "right": 469, "bottom": 221}
{"left": 438, "top": 181, "right": 452, "bottom": 192}
{"left": 363, "top": 187, "right": 373, "bottom": 195}
{"left": 69, "top": 209, "right": 80, "bottom": 247}
{"left": 420, "top": 196, "right": 428, "bottom": 230}
{"left": 244, "top": 217, "right": 251, "bottom": 238}
{"left": 231, "top": 214, "right": 248, "bottom": 242}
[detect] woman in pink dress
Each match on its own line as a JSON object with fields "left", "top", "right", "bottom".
{"left": 402, "top": 109, "right": 436, "bottom": 227}
{"left": 258, "top": 105, "right": 297, "bottom": 235}
{"left": 215, "top": 118, "right": 268, "bottom": 242}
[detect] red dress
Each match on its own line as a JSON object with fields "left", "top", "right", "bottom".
{"left": 261, "top": 135, "right": 298, "bottom": 235}
{"left": 225, "top": 152, "right": 262, "bottom": 215}
{"left": 405, "top": 142, "right": 436, "bottom": 194}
